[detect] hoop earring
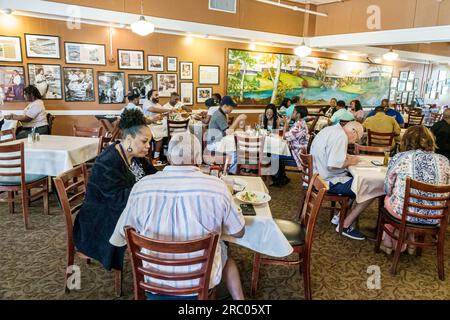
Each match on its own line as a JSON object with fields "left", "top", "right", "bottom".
{"left": 127, "top": 145, "right": 133, "bottom": 153}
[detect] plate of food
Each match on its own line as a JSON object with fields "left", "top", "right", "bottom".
{"left": 235, "top": 190, "right": 271, "bottom": 205}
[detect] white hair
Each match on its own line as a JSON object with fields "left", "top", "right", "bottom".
{"left": 344, "top": 121, "right": 364, "bottom": 141}
{"left": 167, "top": 132, "right": 203, "bottom": 165}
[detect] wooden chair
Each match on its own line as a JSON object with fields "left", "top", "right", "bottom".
{"left": 53, "top": 164, "right": 122, "bottom": 297}
{"left": 306, "top": 132, "right": 315, "bottom": 154}
{"left": 354, "top": 144, "right": 390, "bottom": 157}
{"left": 308, "top": 115, "right": 320, "bottom": 134}
{"left": 375, "top": 178, "right": 450, "bottom": 279}
{"left": 124, "top": 226, "right": 219, "bottom": 300}
{"left": 0, "top": 142, "right": 49, "bottom": 229}
{"left": 406, "top": 111, "right": 424, "bottom": 128}
{"left": 167, "top": 118, "right": 190, "bottom": 140}
{"left": 73, "top": 125, "right": 104, "bottom": 138}
{"left": 299, "top": 152, "right": 351, "bottom": 234}
{"left": 208, "top": 154, "right": 231, "bottom": 176}
{"left": 47, "top": 113, "right": 55, "bottom": 135}
{"left": 251, "top": 174, "right": 327, "bottom": 300}
{"left": 0, "top": 128, "right": 16, "bottom": 143}
{"left": 367, "top": 130, "right": 395, "bottom": 147}
{"left": 97, "top": 136, "right": 113, "bottom": 155}
{"left": 99, "top": 118, "right": 117, "bottom": 137}
{"left": 234, "top": 134, "right": 267, "bottom": 177}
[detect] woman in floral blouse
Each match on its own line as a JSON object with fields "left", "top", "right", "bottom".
{"left": 381, "top": 125, "right": 450, "bottom": 254}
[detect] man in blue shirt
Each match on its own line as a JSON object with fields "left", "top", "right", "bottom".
{"left": 366, "top": 99, "right": 404, "bottom": 126}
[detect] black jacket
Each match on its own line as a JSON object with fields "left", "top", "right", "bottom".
{"left": 431, "top": 120, "right": 450, "bottom": 161}
{"left": 73, "top": 142, "right": 157, "bottom": 270}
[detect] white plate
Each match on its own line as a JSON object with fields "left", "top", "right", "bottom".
{"left": 235, "top": 191, "right": 271, "bottom": 205}
{"left": 233, "top": 178, "right": 248, "bottom": 192}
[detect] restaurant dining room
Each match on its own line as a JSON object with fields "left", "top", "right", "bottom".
{"left": 1, "top": 0, "right": 450, "bottom": 306}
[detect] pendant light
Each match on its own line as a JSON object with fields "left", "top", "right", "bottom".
{"left": 295, "top": 39, "right": 312, "bottom": 57}
{"left": 131, "top": 0, "right": 154, "bottom": 36}
{"left": 383, "top": 48, "right": 399, "bottom": 61}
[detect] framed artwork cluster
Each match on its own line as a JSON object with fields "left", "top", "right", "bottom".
{"left": 0, "top": 34, "right": 221, "bottom": 104}
{"left": 425, "top": 70, "right": 449, "bottom": 100}
{"left": 389, "top": 70, "right": 419, "bottom": 106}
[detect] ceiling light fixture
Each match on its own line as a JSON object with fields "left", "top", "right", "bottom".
{"left": 1, "top": 8, "right": 13, "bottom": 15}
{"left": 249, "top": 43, "right": 256, "bottom": 51}
{"left": 338, "top": 53, "right": 348, "bottom": 60}
{"left": 131, "top": 0, "right": 154, "bottom": 36}
{"left": 383, "top": 48, "right": 399, "bottom": 61}
{"left": 294, "top": 39, "right": 312, "bottom": 57}
{"left": 256, "top": 0, "right": 328, "bottom": 17}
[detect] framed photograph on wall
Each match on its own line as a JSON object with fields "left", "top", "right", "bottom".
{"left": 128, "top": 74, "right": 153, "bottom": 104}
{"left": 180, "top": 61, "right": 193, "bottom": 80}
{"left": 65, "top": 42, "right": 106, "bottom": 65}
{"left": 0, "top": 36, "right": 22, "bottom": 62}
{"left": 442, "top": 86, "right": 449, "bottom": 96}
{"left": 25, "top": 34, "right": 60, "bottom": 59}
{"left": 118, "top": 49, "right": 144, "bottom": 70}
{"left": 438, "top": 70, "right": 447, "bottom": 81}
{"left": 389, "top": 89, "right": 396, "bottom": 102}
{"left": 395, "top": 92, "right": 402, "bottom": 104}
{"left": 0, "top": 65, "right": 25, "bottom": 101}
{"left": 408, "top": 71, "right": 415, "bottom": 81}
{"left": 28, "top": 63, "right": 62, "bottom": 100}
{"left": 406, "top": 81, "right": 413, "bottom": 92}
{"left": 397, "top": 81, "right": 406, "bottom": 92}
{"left": 197, "top": 87, "right": 213, "bottom": 103}
{"left": 199, "top": 65, "right": 219, "bottom": 85}
{"left": 148, "top": 55, "right": 164, "bottom": 72}
{"left": 407, "top": 92, "right": 415, "bottom": 106}
{"left": 167, "top": 57, "right": 178, "bottom": 72}
{"left": 63, "top": 67, "right": 95, "bottom": 102}
{"left": 413, "top": 78, "right": 420, "bottom": 91}
{"left": 390, "top": 77, "right": 398, "bottom": 89}
{"left": 401, "top": 92, "right": 408, "bottom": 104}
{"left": 399, "top": 71, "right": 409, "bottom": 82}
{"left": 180, "top": 82, "right": 194, "bottom": 106}
{"left": 98, "top": 71, "right": 125, "bottom": 104}
{"left": 437, "top": 81, "right": 444, "bottom": 94}
{"left": 157, "top": 73, "right": 178, "bottom": 97}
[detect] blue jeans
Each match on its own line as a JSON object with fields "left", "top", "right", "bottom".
{"left": 328, "top": 179, "right": 356, "bottom": 198}
{"left": 145, "top": 292, "right": 198, "bottom": 300}
{"left": 272, "top": 154, "right": 297, "bottom": 180}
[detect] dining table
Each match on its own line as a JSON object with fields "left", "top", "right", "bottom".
{"left": 222, "top": 176, "right": 293, "bottom": 257}
{"left": 2, "top": 135, "right": 100, "bottom": 176}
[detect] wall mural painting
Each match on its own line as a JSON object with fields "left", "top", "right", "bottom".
{"left": 226, "top": 49, "right": 393, "bottom": 106}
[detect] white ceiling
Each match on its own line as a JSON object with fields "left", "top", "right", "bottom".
{"left": 287, "top": 0, "right": 342, "bottom": 5}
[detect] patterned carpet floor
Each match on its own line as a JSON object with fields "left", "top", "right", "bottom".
{"left": 2, "top": 172, "right": 450, "bottom": 300}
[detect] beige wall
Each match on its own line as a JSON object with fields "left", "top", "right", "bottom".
{"left": 315, "top": 0, "right": 450, "bottom": 36}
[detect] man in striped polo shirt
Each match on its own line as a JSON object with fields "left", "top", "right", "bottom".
{"left": 110, "top": 131, "right": 246, "bottom": 300}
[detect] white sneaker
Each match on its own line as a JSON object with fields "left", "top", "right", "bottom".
{"left": 331, "top": 215, "right": 340, "bottom": 226}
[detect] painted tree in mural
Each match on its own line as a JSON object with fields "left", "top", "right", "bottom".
{"left": 228, "top": 50, "right": 258, "bottom": 102}
{"left": 317, "top": 59, "right": 332, "bottom": 83}
{"left": 261, "top": 54, "right": 293, "bottom": 104}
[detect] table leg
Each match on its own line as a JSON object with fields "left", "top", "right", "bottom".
{"left": 359, "top": 196, "right": 385, "bottom": 242}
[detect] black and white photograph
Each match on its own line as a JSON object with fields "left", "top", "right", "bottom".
{"left": 25, "top": 34, "right": 60, "bottom": 59}
{"left": 199, "top": 65, "right": 219, "bottom": 84}
{"left": 118, "top": 49, "right": 144, "bottom": 70}
{"left": 148, "top": 55, "right": 164, "bottom": 72}
{"left": 413, "top": 78, "right": 420, "bottom": 91}
{"left": 399, "top": 71, "right": 409, "bottom": 82}
{"left": 157, "top": 73, "right": 177, "bottom": 97}
{"left": 390, "top": 77, "right": 398, "bottom": 89}
{"left": 98, "top": 71, "right": 125, "bottom": 104}
{"left": 167, "top": 57, "right": 177, "bottom": 72}
{"left": 128, "top": 74, "right": 153, "bottom": 104}
{"left": 180, "top": 61, "right": 193, "bottom": 80}
{"left": 180, "top": 82, "right": 194, "bottom": 106}
{"left": 63, "top": 67, "right": 95, "bottom": 102}
{"left": 0, "top": 36, "right": 22, "bottom": 62}
{"left": 196, "top": 87, "right": 212, "bottom": 103}
{"left": 65, "top": 42, "right": 106, "bottom": 65}
{"left": 28, "top": 64, "right": 62, "bottom": 100}
{"left": 0, "top": 66, "right": 25, "bottom": 101}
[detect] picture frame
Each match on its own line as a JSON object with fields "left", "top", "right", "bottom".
{"left": 390, "top": 77, "right": 398, "bottom": 89}
{"left": 196, "top": 87, "right": 213, "bottom": 103}
{"left": 401, "top": 92, "right": 408, "bottom": 104}
{"left": 0, "top": 65, "right": 25, "bottom": 101}
{"left": 395, "top": 92, "right": 403, "bottom": 104}
{"left": 64, "top": 42, "right": 106, "bottom": 65}
{"left": 128, "top": 74, "right": 153, "bottom": 104}
{"left": 25, "top": 34, "right": 60, "bottom": 59}
{"left": 156, "top": 73, "right": 178, "bottom": 97}
{"left": 437, "top": 81, "right": 444, "bottom": 94}
{"left": 118, "top": 49, "right": 144, "bottom": 70}
{"left": 63, "top": 67, "right": 95, "bottom": 102}
{"left": 0, "top": 36, "right": 22, "bottom": 62}
{"left": 442, "top": 86, "right": 449, "bottom": 96}
{"left": 407, "top": 92, "right": 414, "bottom": 106}
{"left": 98, "top": 71, "right": 125, "bottom": 104}
{"left": 180, "top": 82, "right": 194, "bottom": 106}
{"left": 180, "top": 61, "right": 193, "bottom": 80}
{"left": 397, "top": 81, "right": 406, "bottom": 92}
{"left": 438, "top": 70, "right": 447, "bottom": 81}
{"left": 148, "top": 55, "right": 164, "bottom": 72}
{"left": 199, "top": 65, "right": 219, "bottom": 85}
{"left": 389, "top": 89, "right": 396, "bottom": 102}
{"left": 399, "top": 71, "right": 409, "bottom": 82}
{"left": 407, "top": 71, "right": 415, "bottom": 81}
{"left": 413, "top": 78, "right": 420, "bottom": 91}
{"left": 28, "top": 63, "right": 63, "bottom": 100}
{"left": 406, "top": 81, "right": 413, "bottom": 92}
{"left": 167, "top": 57, "right": 178, "bottom": 72}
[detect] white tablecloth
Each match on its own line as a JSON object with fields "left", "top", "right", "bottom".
{"left": 215, "top": 134, "right": 291, "bottom": 156}
{"left": 3, "top": 135, "right": 99, "bottom": 176}
{"left": 149, "top": 117, "right": 204, "bottom": 143}
{"left": 222, "top": 176, "right": 293, "bottom": 257}
{"left": 348, "top": 156, "right": 387, "bottom": 203}
{"left": 0, "top": 120, "right": 18, "bottom": 141}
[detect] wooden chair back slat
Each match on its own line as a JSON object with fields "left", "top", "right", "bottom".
{"left": 368, "top": 130, "right": 395, "bottom": 147}
{"left": 234, "top": 134, "right": 266, "bottom": 176}
{"left": 125, "top": 227, "right": 219, "bottom": 300}
{"left": 0, "top": 142, "right": 24, "bottom": 181}
{"left": 73, "top": 125, "right": 104, "bottom": 138}
{"left": 299, "top": 152, "right": 313, "bottom": 188}
{"left": 354, "top": 144, "right": 390, "bottom": 156}
{"left": 167, "top": 119, "right": 190, "bottom": 139}
{"left": 0, "top": 129, "right": 16, "bottom": 143}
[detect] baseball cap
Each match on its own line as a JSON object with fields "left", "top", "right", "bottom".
{"left": 204, "top": 97, "right": 218, "bottom": 108}
{"left": 221, "top": 96, "right": 237, "bottom": 108}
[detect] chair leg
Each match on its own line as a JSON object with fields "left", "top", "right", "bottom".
{"left": 415, "top": 235, "right": 424, "bottom": 257}
{"left": 302, "top": 257, "right": 311, "bottom": 300}
{"left": 20, "top": 188, "right": 29, "bottom": 230}
{"left": 251, "top": 253, "right": 262, "bottom": 297}
{"left": 64, "top": 250, "right": 75, "bottom": 293}
{"left": 374, "top": 217, "right": 384, "bottom": 254}
{"left": 7, "top": 191, "right": 14, "bottom": 214}
{"left": 114, "top": 269, "right": 123, "bottom": 298}
{"left": 390, "top": 229, "right": 405, "bottom": 275}
{"left": 330, "top": 201, "right": 336, "bottom": 219}
{"left": 437, "top": 236, "right": 445, "bottom": 281}
{"left": 42, "top": 181, "right": 49, "bottom": 215}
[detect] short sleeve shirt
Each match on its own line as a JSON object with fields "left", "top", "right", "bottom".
{"left": 206, "top": 108, "right": 228, "bottom": 149}
{"left": 22, "top": 99, "right": 48, "bottom": 128}
{"left": 330, "top": 108, "right": 355, "bottom": 125}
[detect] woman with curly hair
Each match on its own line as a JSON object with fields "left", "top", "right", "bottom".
{"left": 73, "top": 109, "right": 157, "bottom": 271}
